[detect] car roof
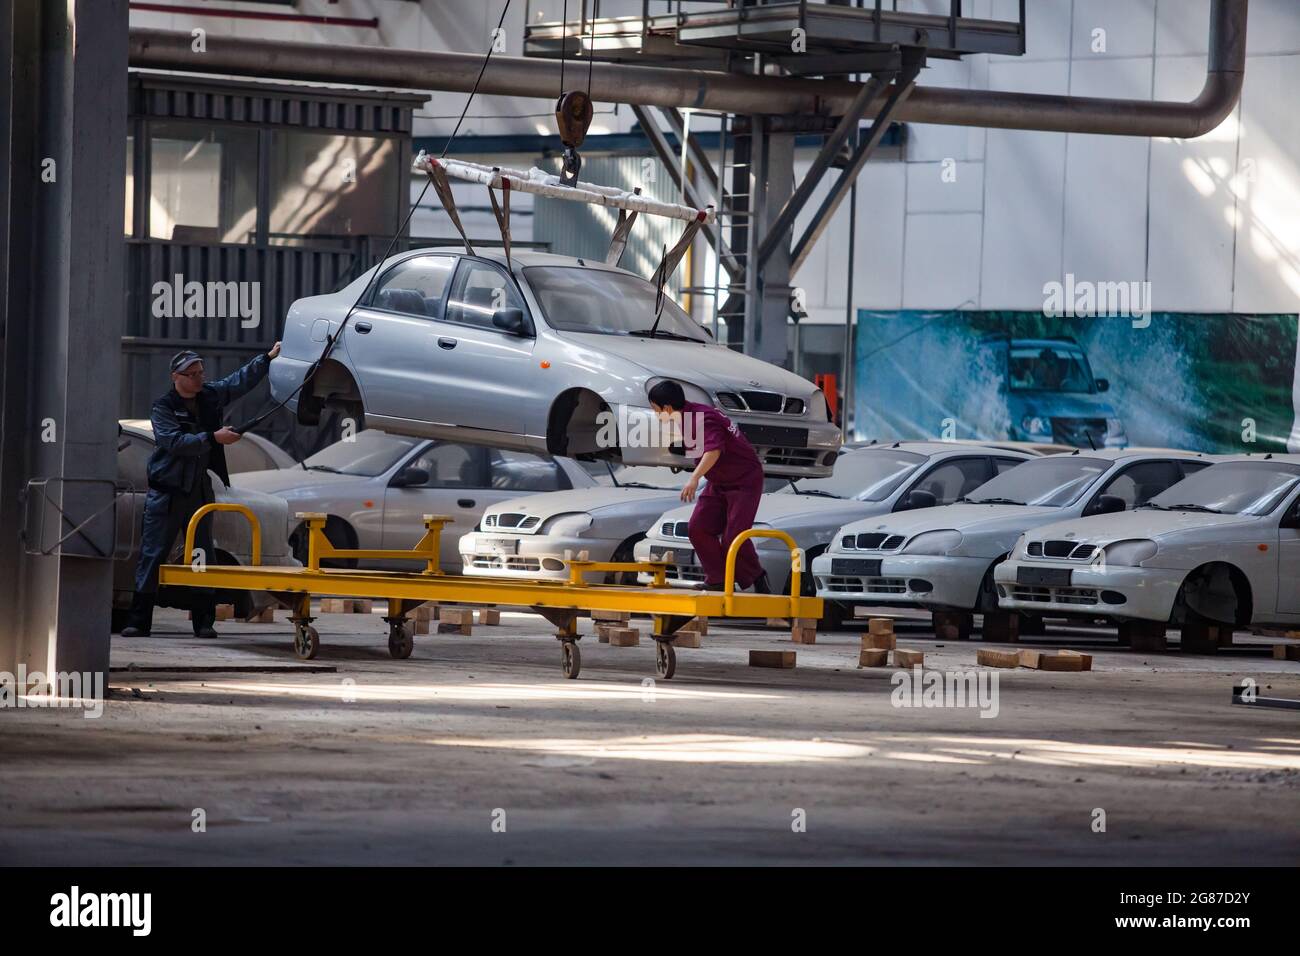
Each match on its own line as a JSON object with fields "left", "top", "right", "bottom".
{"left": 1205, "top": 452, "right": 1300, "bottom": 466}
{"left": 846, "top": 440, "right": 1033, "bottom": 459}
{"left": 396, "top": 246, "right": 632, "bottom": 275}
{"left": 1037, "top": 447, "right": 1210, "bottom": 462}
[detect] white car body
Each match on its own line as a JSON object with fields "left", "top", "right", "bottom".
{"left": 813, "top": 449, "right": 1210, "bottom": 613}
{"left": 995, "top": 454, "right": 1300, "bottom": 627}
{"left": 458, "top": 466, "right": 688, "bottom": 581}
{"left": 633, "top": 442, "right": 1034, "bottom": 598}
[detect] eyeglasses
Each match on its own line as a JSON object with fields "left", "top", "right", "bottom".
{"left": 176, "top": 367, "right": 204, "bottom": 380}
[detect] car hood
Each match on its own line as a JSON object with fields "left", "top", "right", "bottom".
{"left": 844, "top": 503, "right": 1062, "bottom": 537}
{"left": 651, "top": 493, "right": 880, "bottom": 531}
{"left": 561, "top": 332, "right": 818, "bottom": 398}
{"left": 231, "top": 468, "right": 369, "bottom": 498}
{"left": 211, "top": 476, "right": 293, "bottom": 558}
{"left": 484, "top": 486, "right": 684, "bottom": 524}
{"left": 1029, "top": 509, "right": 1263, "bottom": 545}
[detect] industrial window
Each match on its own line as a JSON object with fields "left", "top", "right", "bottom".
{"left": 267, "top": 130, "right": 399, "bottom": 246}
{"left": 147, "top": 122, "right": 259, "bottom": 243}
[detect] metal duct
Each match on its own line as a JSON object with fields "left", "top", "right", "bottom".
{"left": 128, "top": 0, "right": 1247, "bottom": 139}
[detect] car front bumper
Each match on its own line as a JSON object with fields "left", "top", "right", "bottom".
{"left": 615, "top": 406, "right": 842, "bottom": 478}
{"left": 459, "top": 531, "right": 621, "bottom": 581}
{"left": 811, "top": 551, "right": 990, "bottom": 610}
{"left": 993, "top": 559, "right": 1183, "bottom": 622}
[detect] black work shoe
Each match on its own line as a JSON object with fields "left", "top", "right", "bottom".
{"left": 750, "top": 572, "right": 773, "bottom": 594}
{"left": 693, "top": 581, "right": 725, "bottom": 592}
{"left": 194, "top": 625, "right": 218, "bottom": 639}
{"left": 120, "top": 625, "right": 151, "bottom": 638}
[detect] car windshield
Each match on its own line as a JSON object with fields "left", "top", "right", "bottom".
{"left": 1145, "top": 461, "right": 1300, "bottom": 516}
{"left": 523, "top": 266, "right": 710, "bottom": 342}
{"left": 1009, "top": 345, "right": 1094, "bottom": 393}
{"left": 962, "top": 456, "right": 1108, "bottom": 507}
{"left": 301, "top": 430, "right": 421, "bottom": 477}
{"left": 777, "top": 449, "right": 925, "bottom": 502}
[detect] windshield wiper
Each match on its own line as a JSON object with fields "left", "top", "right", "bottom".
{"left": 794, "top": 489, "right": 843, "bottom": 499}
{"left": 1165, "top": 503, "right": 1223, "bottom": 514}
{"left": 966, "top": 497, "right": 1026, "bottom": 506}
{"left": 627, "top": 328, "right": 695, "bottom": 341}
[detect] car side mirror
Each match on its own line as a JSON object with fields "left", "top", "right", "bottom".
{"left": 898, "top": 489, "right": 938, "bottom": 512}
{"left": 492, "top": 307, "right": 526, "bottom": 335}
{"left": 1086, "top": 493, "right": 1126, "bottom": 516}
{"left": 1095, "top": 377, "right": 1110, "bottom": 392}
{"left": 390, "top": 466, "right": 429, "bottom": 488}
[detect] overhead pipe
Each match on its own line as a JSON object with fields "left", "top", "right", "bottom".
{"left": 127, "top": 0, "right": 1247, "bottom": 139}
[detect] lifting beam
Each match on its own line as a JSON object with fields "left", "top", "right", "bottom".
{"left": 158, "top": 505, "right": 822, "bottom": 680}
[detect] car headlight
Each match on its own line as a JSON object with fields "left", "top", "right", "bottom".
{"left": 1021, "top": 416, "right": 1052, "bottom": 436}
{"left": 1011, "top": 534, "right": 1029, "bottom": 559}
{"left": 1102, "top": 539, "right": 1157, "bottom": 566}
{"left": 902, "top": 530, "right": 963, "bottom": 555}
{"left": 646, "top": 377, "right": 713, "bottom": 408}
{"left": 807, "top": 390, "right": 831, "bottom": 421}
{"left": 542, "top": 513, "right": 593, "bottom": 537}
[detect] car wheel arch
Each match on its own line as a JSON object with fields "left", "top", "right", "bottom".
{"left": 547, "top": 387, "right": 614, "bottom": 459}
{"left": 299, "top": 358, "right": 364, "bottom": 427}
{"left": 289, "top": 514, "right": 359, "bottom": 569}
{"left": 1174, "top": 561, "right": 1253, "bottom": 627}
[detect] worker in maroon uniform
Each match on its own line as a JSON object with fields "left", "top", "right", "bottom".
{"left": 649, "top": 380, "right": 770, "bottom": 593}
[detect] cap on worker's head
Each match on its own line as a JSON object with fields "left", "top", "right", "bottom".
{"left": 170, "top": 350, "right": 203, "bottom": 374}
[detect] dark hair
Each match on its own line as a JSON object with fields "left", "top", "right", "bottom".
{"left": 647, "top": 379, "right": 686, "bottom": 411}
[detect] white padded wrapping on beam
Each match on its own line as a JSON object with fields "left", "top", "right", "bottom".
{"left": 413, "top": 152, "right": 714, "bottom": 224}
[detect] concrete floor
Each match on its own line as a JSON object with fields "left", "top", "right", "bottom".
{"left": 3, "top": 605, "right": 1299, "bottom": 865}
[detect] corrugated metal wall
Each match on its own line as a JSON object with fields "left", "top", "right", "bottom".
{"left": 531, "top": 154, "right": 685, "bottom": 299}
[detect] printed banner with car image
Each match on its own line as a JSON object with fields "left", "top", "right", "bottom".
{"left": 853, "top": 311, "right": 1300, "bottom": 454}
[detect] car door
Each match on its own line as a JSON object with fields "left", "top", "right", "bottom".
{"left": 436, "top": 258, "right": 547, "bottom": 436}
{"left": 1276, "top": 489, "right": 1300, "bottom": 616}
{"left": 341, "top": 253, "right": 456, "bottom": 423}
{"left": 380, "top": 441, "right": 490, "bottom": 570}
{"left": 1085, "top": 459, "right": 1185, "bottom": 513}
{"left": 899, "top": 456, "right": 995, "bottom": 508}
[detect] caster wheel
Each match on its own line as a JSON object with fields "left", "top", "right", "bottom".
{"left": 388, "top": 620, "right": 414, "bottom": 660}
{"left": 293, "top": 623, "right": 320, "bottom": 661}
{"left": 561, "top": 641, "right": 581, "bottom": 679}
{"left": 655, "top": 640, "right": 676, "bottom": 680}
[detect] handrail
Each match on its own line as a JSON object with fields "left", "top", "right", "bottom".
{"left": 184, "top": 503, "right": 261, "bottom": 567}
{"left": 723, "top": 528, "right": 801, "bottom": 617}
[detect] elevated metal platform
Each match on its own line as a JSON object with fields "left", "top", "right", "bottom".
{"left": 158, "top": 506, "right": 823, "bottom": 680}
{"left": 524, "top": 1, "right": 1026, "bottom": 73}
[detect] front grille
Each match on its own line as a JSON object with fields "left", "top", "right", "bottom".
{"left": 845, "top": 532, "right": 905, "bottom": 551}
{"left": 865, "top": 577, "right": 908, "bottom": 594}
{"left": 716, "top": 392, "right": 804, "bottom": 415}
{"left": 664, "top": 563, "right": 705, "bottom": 583}
{"left": 1010, "top": 584, "right": 1099, "bottom": 606}
{"left": 762, "top": 447, "right": 819, "bottom": 467}
{"left": 661, "top": 520, "right": 690, "bottom": 539}
{"left": 1041, "top": 540, "right": 1097, "bottom": 560}
{"left": 1051, "top": 417, "right": 1107, "bottom": 447}
{"left": 489, "top": 513, "right": 539, "bottom": 530}
{"left": 741, "top": 390, "right": 784, "bottom": 413}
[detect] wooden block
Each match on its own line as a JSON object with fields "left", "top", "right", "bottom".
{"left": 1273, "top": 644, "right": 1300, "bottom": 662}
{"left": 686, "top": 616, "right": 708, "bottom": 635}
{"left": 933, "top": 610, "right": 972, "bottom": 641}
{"left": 977, "top": 648, "right": 1022, "bottom": 669}
{"left": 1058, "top": 649, "right": 1093, "bottom": 671}
{"left": 892, "top": 648, "right": 924, "bottom": 668}
{"left": 794, "top": 617, "right": 817, "bottom": 630}
{"left": 765, "top": 618, "right": 790, "bottom": 628}
{"left": 791, "top": 624, "right": 817, "bottom": 644}
{"left": 1038, "top": 653, "right": 1086, "bottom": 672}
{"left": 245, "top": 607, "right": 275, "bottom": 624}
{"left": 607, "top": 627, "right": 640, "bottom": 647}
{"left": 411, "top": 616, "right": 430, "bottom": 635}
{"left": 412, "top": 604, "right": 438, "bottom": 622}
{"left": 981, "top": 611, "right": 1020, "bottom": 643}
{"left": 475, "top": 608, "right": 501, "bottom": 626}
{"left": 592, "top": 609, "right": 631, "bottom": 623}
{"left": 439, "top": 606, "right": 473, "bottom": 626}
{"left": 597, "top": 628, "right": 610, "bottom": 644}
{"left": 861, "top": 632, "right": 896, "bottom": 650}
{"left": 437, "top": 620, "right": 472, "bottom": 635}
{"left": 1018, "top": 649, "right": 1044, "bottom": 669}
{"left": 319, "top": 598, "right": 348, "bottom": 614}
{"left": 214, "top": 604, "right": 234, "bottom": 621}
{"left": 673, "top": 630, "right": 702, "bottom": 649}
{"left": 858, "top": 648, "right": 889, "bottom": 668}
{"left": 749, "top": 649, "right": 796, "bottom": 669}
{"left": 867, "top": 618, "right": 895, "bottom": 637}
{"left": 349, "top": 599, "right": 373, "bottom": 614}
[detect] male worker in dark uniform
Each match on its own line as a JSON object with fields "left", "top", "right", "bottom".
{"left": 648, "top": 380, "right": 770, "bottom": 593}
{"left": 121, "top": 342, "right": 281, "bottom": 637}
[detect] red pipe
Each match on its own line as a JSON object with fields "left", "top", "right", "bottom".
{"left": 129, "top": 3, "right": 379, "bottom": 29}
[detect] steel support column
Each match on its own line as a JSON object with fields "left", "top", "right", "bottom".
{"left": 0, "top": 0, "right": 128, "bottom": 680}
